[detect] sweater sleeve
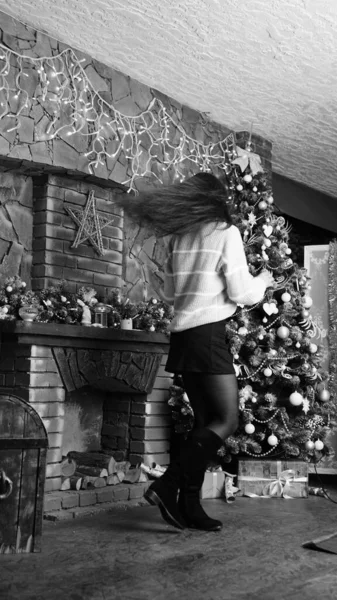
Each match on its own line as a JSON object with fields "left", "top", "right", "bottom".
{"left": 159, "top": 237, "right": 175, "bottom": 305}
{"left": 221, "top": 225, "right": 266, "bottom": 305}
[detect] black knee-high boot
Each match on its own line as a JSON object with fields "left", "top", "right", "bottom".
{"left": 178, "top": 428, "right": 223, "bottom": 532}
{"left": 144, "top": 458, "right": 186, "bottom": 530}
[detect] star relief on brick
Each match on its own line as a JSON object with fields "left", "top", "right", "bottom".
{"left": 65, "top": 191, "right": 115, "bottom": 256}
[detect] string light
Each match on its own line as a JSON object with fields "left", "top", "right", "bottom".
{"left": 0, "top": 42, "right": 238, "bottom": 192}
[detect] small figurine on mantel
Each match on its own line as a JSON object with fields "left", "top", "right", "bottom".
{"left": 77, "top": 286, "right": 99, "bottom": 326}
{"left": 80, "top": 304, "right": 92, "bottom": 326}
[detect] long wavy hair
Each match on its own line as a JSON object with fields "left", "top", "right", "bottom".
{"left": 116, "top": 172, "right": 233, "bottom": 237}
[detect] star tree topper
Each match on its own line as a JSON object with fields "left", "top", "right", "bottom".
{"left": 65, "top": 191, "right": 115, "bottom": 256}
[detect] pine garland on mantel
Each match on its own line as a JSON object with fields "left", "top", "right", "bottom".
{"left": 0, "top": 276, "right": 173, "bottom": 333}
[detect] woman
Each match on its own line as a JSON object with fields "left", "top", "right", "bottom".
{"left": 118, "top": 172, "right": 274, "bottom": 532}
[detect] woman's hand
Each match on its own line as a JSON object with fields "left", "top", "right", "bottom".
{"left": 259, "top": 269, "right": 275, "bottom": 288}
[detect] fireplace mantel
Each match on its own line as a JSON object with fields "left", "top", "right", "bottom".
{"left": 0, "top": 321, "right": 170, "bottom": 352}
{"left": 0, "top": 321, "right": 170, "bottom": 395}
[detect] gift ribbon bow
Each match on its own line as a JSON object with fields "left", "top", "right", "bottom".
{"left": 263, "top": 469, "right": 300, "bottom": 499}
{"left": 239, "top": 468, "right": 307, "bottom": 499}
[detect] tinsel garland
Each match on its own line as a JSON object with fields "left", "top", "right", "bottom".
{"left": 328, "top": 240, "right": 337, "bottom": 404}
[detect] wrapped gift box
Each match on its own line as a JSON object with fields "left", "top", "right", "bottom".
{"left": 237, "top": 459, "right": 308, "bottom": 498}
{"left": 201, "top": 471, "right": 226, "bottom": 499}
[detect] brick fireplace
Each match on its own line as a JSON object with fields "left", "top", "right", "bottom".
{"left": 0, "top": 168, "right": 173, "bottom": 505}
{"left": 0, "top": 321, "right": 171, "bottom": 494}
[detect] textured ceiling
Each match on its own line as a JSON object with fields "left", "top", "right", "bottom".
{"left": 0, "top": 0, "right": 337, "bottom": 197}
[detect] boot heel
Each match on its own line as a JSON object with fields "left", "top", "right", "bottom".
{"left": 144, "top": 486, "right": 185, "bottom": 530}
{"left": 144, "top": 488, "right": 158, "bottom": 506}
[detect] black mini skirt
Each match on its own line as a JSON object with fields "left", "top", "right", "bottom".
{"left": 166, "top": 319, "right": 235, "bottom": 375}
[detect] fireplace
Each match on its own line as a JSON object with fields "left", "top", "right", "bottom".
{"left": 0, "top": 321, "right": 171, "bottom": 494}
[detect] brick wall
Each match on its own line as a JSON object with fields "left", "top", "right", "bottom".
{"left": 31, "top": 174, "right": 124, "bottom": 296}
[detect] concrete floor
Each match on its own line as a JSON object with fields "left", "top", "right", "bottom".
{"left": 1, "top": 495, "right": 337, "bottom": 600}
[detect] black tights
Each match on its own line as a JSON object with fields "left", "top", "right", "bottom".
{"left": 182, "top": 373, "right": 239, "bottom": 441}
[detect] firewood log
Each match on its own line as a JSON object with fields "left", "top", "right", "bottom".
{"left": 60, "top": 457, "right": 76, "bottom": 477}
{"left": 76, "top": 473, "right": 106, "bottom": 489}
{"left": 67, "top": 451, "right": 116, "bottom": 474}
{"left": 60, "top": 477, "right": 71, "bottom": 491}
{"left": 73, "top": 465, "right": 108, "bottom": 478}
{"left": 69, "top": 476, "right": 82, "bottom": 491}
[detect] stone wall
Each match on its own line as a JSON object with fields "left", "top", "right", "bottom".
{"left": 0, "top": 12, "right": 272, "bottom": 300}
{"left": 0, "top": 172, "right": 33, "bottom": 286}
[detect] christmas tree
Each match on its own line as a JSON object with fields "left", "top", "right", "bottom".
{"left": 169, "top": 144, "right": 335, "bottom": 464}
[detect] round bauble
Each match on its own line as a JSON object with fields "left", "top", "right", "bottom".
{"left": 281, "top": 292, "right": 291, "bottom": 303}
{"left": 295, "top": 342, "right": 301, "bottom": 348}
{"left": 152, "top": 298, "right": 158, "bottom": 304}
{"left": 269, "top": 349, "right": 277, "bottom": 356}
{"left": 5, "top": 285, "right": 13, "bottom": 292}
{"left": 264, "top": 367, "right": 273, "bottom": 377}
{"left": 319, "top": 389, "right": 330, "bottom": 402}
{"left": 149, "top": 325, "right": 156, "bottom": 332}
{"left": 309, "top": 343, "right": 318, "bottom": 354}
{"left": 252, "top": 186, "right": 258, "bottom": 192}
{"left": 258, "top": 334, "right": 264, "bottom": 340}
{"left": 258, "top": 200, "right": 267, "bottom": 210}
{"left": 238, "top": 326, "right": 248, "bottom": 336}
{"left": 289, "top": 391, "right": 303, "bottom": 406}
{"left": 285, "top": 248, "right": 292, "bottom": 255}
{"left": 302, "top": 296, "right": 313, "bottom": 309}
{"left": 267, "top": 195, "right": 274, "bottom": 204}
{"left": 234, "top": 354, "right": 239, "bottom": 360}
{"left": 264, "top": 238, "right": 272, "bottom": 248}
{"left": 243, "top": 174, "right": 253, "bottom": 183}
{"left": 277, "top": 326, "right": 290, "bottom": 339}
{"left": 236, "top": 184, "right": 243, "bottom": 191}
{"left": 299, "top": 277, "right": 307, "bottom": 285}
{"left": 305, "top": 440, "right": 315, "bottom": 451}
{"left": 263, "top": 317, "right": 268, "bottom": 323}
{"left": 245, "top": 423, "right": 255, "bottom": 434}
{"left": 301, "top": 309, "right": 309, "bottom": 318}
{"left": 267, "top": 434, "right": 278, "bottom": 446}
{"left": 314, "top": 440, "right": 324, "bottom": 451}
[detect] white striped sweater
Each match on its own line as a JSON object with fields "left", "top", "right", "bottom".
{"left": 160, "top": 223, "right": 266, "bottom": 332}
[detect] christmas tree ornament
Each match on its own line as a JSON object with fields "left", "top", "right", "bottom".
{"left": 319, "top": 389, "right": 330, "bottom": 402}
{"left": 264, "top": 367, "right": 273, "bottom": 377}
{"left": 6, "top": 286, "right": 13, "bottom": 292}
{"left": 264, "top": 238, "right": 272, "bottom": 247}
{"left": 243, "top": 174, "right": 253, "bottom": 183}
{"left": 267, "top": 434, "right": 278, "bottom": 446}
{"left": 236, "top": 184, "right": 243, "bottom": 191}
{"left": 269, "top": 349, "right": 277, "bottom": 356}
{"left": 262, "top": 224, "right": 273, "bottom": 237}
{"left": 302, "top": 296, "right": 313, "bottom": 309}
{"left": 245, "top": 423, "right": 255, "bottom": 434}
{"left": 302, "top": 397, "right": 310, "bottom": 414}
{"left": 314, "top": 440, "right": 324, "bottom": 451}
{"left": 267, "top": 195, "right": 274, "bottom": 204}
{"left": 285, "top": 248, "right": 292, "bottom": 255}
{"left": 277, "top": 326, "right": 290, "bottom": 339}
{"left": 238, "top": 327, "right": 248, "bottom": 336}
{"left": 281, "top": 292, "right": 291, "bottom": 303}
{"left": 305, "top": 440, "right": 315, "bottom": 451}
{"left": 258, "top": 200, "right": 267, "bottom": 210}
{"left": 252, "top": 186, "right": 258, "bottom": 192}
{"left": 263, "top": 317, "right": 268, "bottom": 323}
{"left": 66, "top": 191, "right": 115, "bottom": 256}
{"left": 263, "top": 302, "right": 275, "bottom": 316}
{"left": 309, "top": 343, "right": 318, "bottom": 354}
{"left": 296, "top": 342, "right": 301, "bottom": 348}
{"left": 289, "top": 391, "right": 303, "bottom": 406}
{"left": 301, "top": 309, "right": 309, "bottom": 318}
